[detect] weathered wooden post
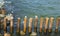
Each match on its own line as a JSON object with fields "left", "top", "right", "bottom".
{"left": 16, "top": 17, "right": 20, "bottom": 35}
{"left": 44, "top": 17, "right": 49, "bottom": 33}
{"left": 28, "top": 18, "right": 33, "bottom": 34}
{"left": 34, "top": 16, "right": 38, "bottom": 32}
{"left": 0, "top": 20, "right": 1, "bottom": 33}
{"left": 10, "top": 17, "right": 14, "bottom": 34}
{"left": 30, "top": 16, "right": 39, "bottom": 36}
{"left": 30, "top": 16, "right": 38, "bottom": 36}
{"left": 20, "top": 16, "right": 27, "bottom": 35}
{"left": 55, "top": 17, "right": 60, "bottom": 32}
{"left": 40, "top": 17, "right": 44, "bottom": 33}
{"left": 4, "top": 17, "right": 7, "bottom": 34}
{"left": 0, "top": 8, "right": 1, "bottom": 14}
{"left": 23, "top": 16, "right": 27, "bottom": 33}
{"left": 0, "top": 19, "right": 1, "bottom": 33}
{"left": 49, "top": 17, "right": 54, "bottom": 33}
{"left": 1, "top": 8, "right": 6, "bottom": 15}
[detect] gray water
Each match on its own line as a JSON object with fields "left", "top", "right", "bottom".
{"left": 1, "top": 0, "right": 60, "bottom": 36}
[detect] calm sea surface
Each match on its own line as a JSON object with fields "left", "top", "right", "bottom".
{"left": 4, "top": 0, "right": 60, "bottom": 18}
{"left": 1, "top": 0, "right": 60, "bottom": 36}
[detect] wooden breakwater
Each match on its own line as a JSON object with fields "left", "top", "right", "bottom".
{"left": 0, "top": 16, "right": 60, "bottom": 36}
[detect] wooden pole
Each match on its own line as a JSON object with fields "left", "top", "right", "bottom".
{"left": 55, "top": 17, "right": 60, "bottom": 32}
{"left": 1, "top": 8, "right": 6, "bottom": 15}
{"left": 0, "top": 8, "right": 1, "bottom": 14}
{"left": 34, "top": 16, "right": 38, "bottom": 32}
{"left": 0, "top": 19, "right": 1, "bottom": 33}
{"left": 28, "top": 18, "right": 33, "bottom": 34}
{"left": 49, "top": 17, "right": 54, "bottom": 33}
{"left": 44, "top": 17, "right": 49, "bottom": 33}
{"left": 4, "top": 18, "right": 7, "bottom": 34}
{"left": 16, "top": 18, "right": 20, "bottom": 33}
{"left": 10, "top": 17, "right": 14, "bottom": 33}
{"left": 40, "top": 17, "right": 44, "bottom": 33}
{"left": 23, "top": 16, "right": 27, "bottom": 33}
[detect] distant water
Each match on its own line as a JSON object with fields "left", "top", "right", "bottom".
{"left": 1, "top": 0, "right": 60, "bottom": 36}
{"left": 0, "top": 0, "right": 3, "bottom": 2}
{"left": 3, "top": 0, "right": 60, "bottom": 18}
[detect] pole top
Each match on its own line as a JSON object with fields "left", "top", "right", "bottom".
{"left": 18, "top": 17, "right": 20, "bottom": 19}
{"left": 46, "top": 17, "right": 49, "bottom": 20}
{"left": 11, "top": 17, "right": 14, "bottom": 19}
{"left": 25, "top": 16, "right": 27, "bottom": 18}
{"left": 50, "top": 17, "right": 54, "bottom": 19}
{"left": 35, "top": 15, "right": 38, "bottom": 18}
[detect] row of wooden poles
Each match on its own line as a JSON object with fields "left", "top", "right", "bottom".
{"left": 3, "top": 16, "right": 60, "bottom": 36}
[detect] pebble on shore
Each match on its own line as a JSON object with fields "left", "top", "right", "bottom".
{"left": 20, "top": 31, "right": 25, "bottom": 36}
{"left": 30, "top": 32, "right": 37, "bottom": 36}
{"left": 4, "top": 33, "right": 11, "bottom": 36}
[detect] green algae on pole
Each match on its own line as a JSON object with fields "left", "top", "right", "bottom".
{"left": 23, "top": 16, "right": 27, "bottom": 33}
{"left": 40, "top": 17, "right": 44, "bottom": 33}
{"left": 10, "top": 17, "right": 14, "bottom": 33}
{"left": 16, "top": 18, "right": 20, "bottom": 35}
{"left": 44, "top": 17, "right": 49, "bottom": 33}
{"left": 34, "top": 16, "right": 38, "bottom": 32}
{"left": 48, "top": 17, "right": 54, "bottom": 33}
{"left": 28, "top": 18, "right": 33, "bottom": 34}
{"left": 4, "top": 18, "right": 7, "bottom": 34}
{"left": 55, "top": 17, "right": 60, "bottom": 32}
